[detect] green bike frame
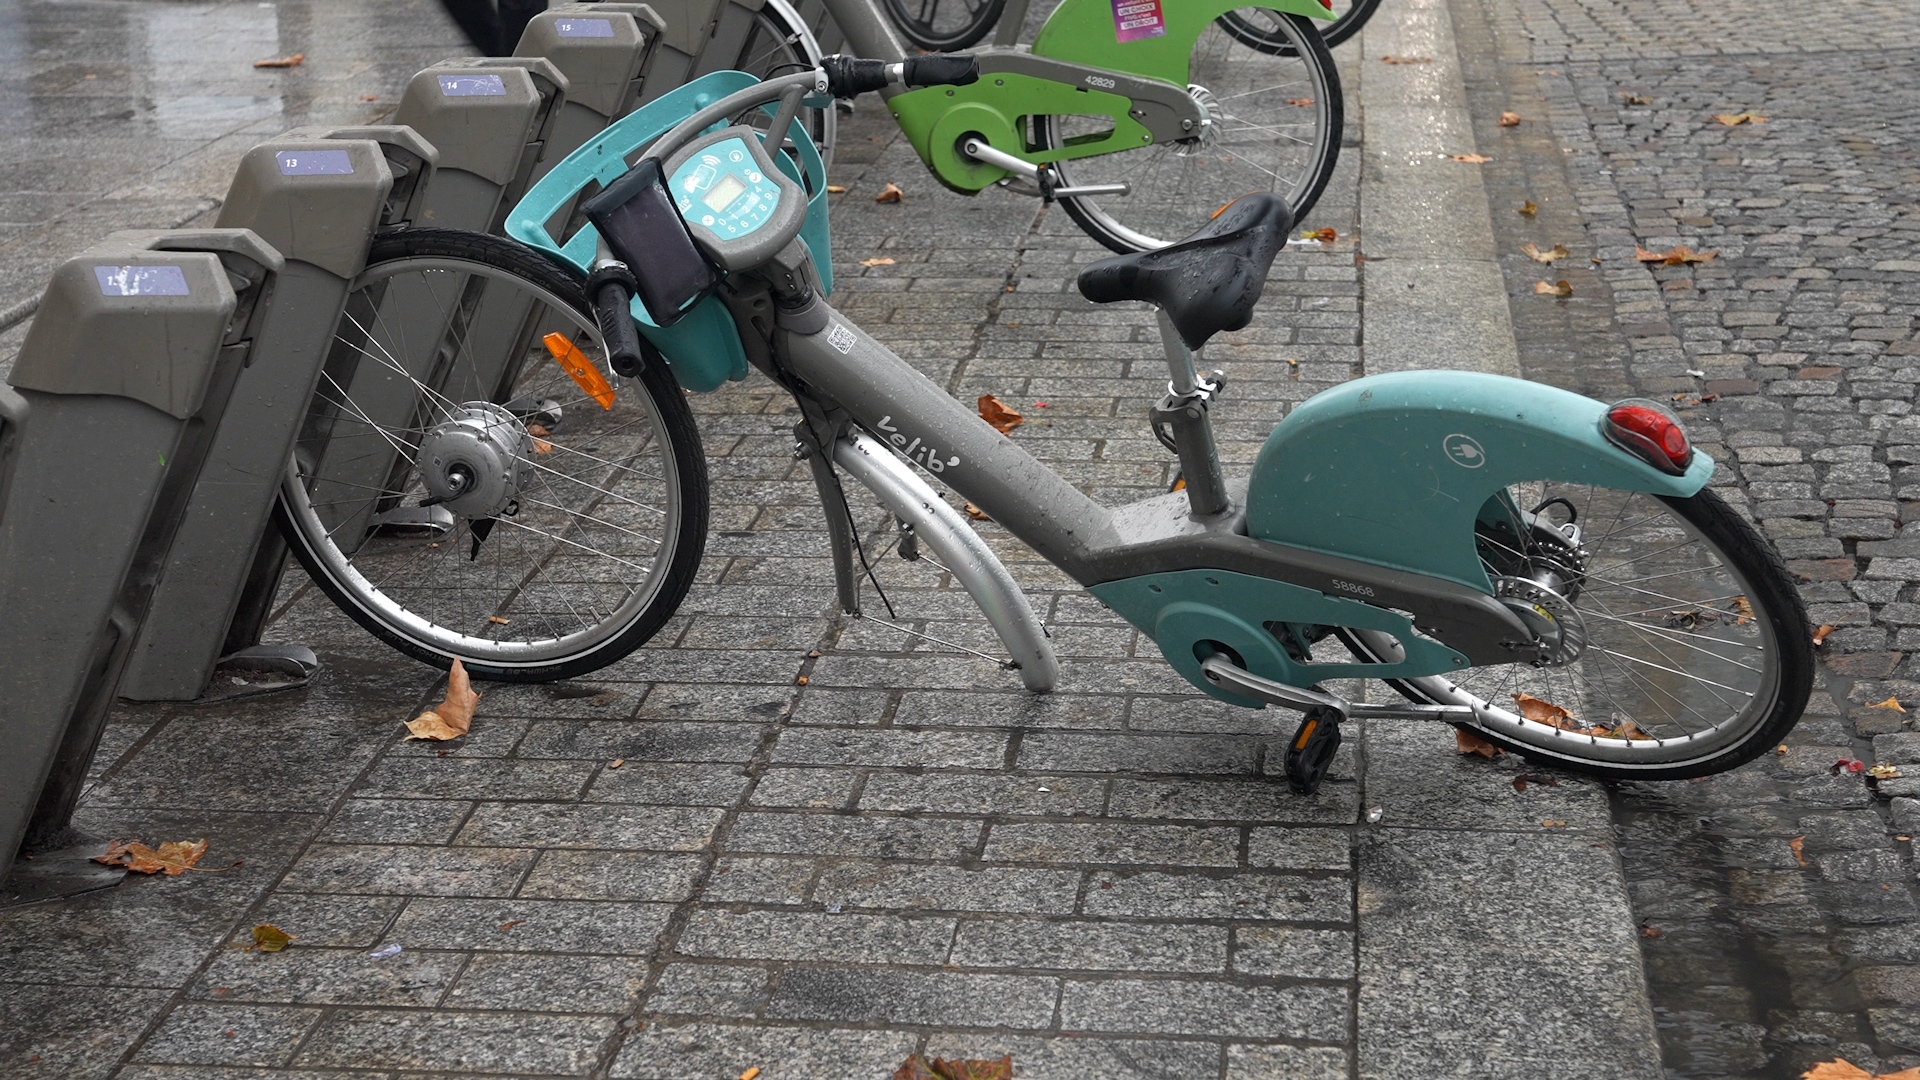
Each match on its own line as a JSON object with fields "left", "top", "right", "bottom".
{"left": 874, "top": 0, "right": 1334, "bottom": 192}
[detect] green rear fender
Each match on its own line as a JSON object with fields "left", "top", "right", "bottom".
{"left": 891, "top": 0, "right": 1332, "bottom": 193}
{"left": 1245, "top": 370, "right": 1714, "bottom": 594}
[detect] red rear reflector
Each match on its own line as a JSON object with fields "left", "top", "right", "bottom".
{"left": 1602, "top": 400, "right": 1692, "bottom": 475}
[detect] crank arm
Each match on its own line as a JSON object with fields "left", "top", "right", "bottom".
{"left": 1199, "top": 655, "right": 1481, "bottom": 722}
{"left": 962, "top": 139, "right": 1130, "bottom": 198}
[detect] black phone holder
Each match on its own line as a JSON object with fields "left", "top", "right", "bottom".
{"left": 581, "top": 158, "right": 716, "bottom": 327}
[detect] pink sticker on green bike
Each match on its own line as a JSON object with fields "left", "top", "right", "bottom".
{"left": 1111, "top": 0, "right": 1166, "bottom": 42}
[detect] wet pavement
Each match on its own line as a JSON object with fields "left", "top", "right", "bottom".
{"left": 2, "top": 0, "right": 1918, "bottom": 1077}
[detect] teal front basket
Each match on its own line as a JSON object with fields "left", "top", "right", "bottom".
{"left": 504, "top": 71, "right": 833, "bottom": 393}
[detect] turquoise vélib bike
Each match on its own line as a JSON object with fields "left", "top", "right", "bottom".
{"left": 276, "top": 60, "right": 1813, "bottom": 794}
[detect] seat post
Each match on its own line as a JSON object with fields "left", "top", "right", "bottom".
{"left": 1153, "top": 309, "right": 1231, "bottom": 517}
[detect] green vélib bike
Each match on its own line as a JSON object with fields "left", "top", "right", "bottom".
{"left": 274, "top": 61, "right": 1815, "bottom": 797}
{"left": 883, "top": 0, "right": 1381, "bottom": 55}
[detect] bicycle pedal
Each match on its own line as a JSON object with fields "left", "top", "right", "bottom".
{"left": 1282, "top": 706, "right": 1342, "bottom": 796}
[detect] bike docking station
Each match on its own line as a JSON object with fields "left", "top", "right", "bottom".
{"left": 116, "top": 136, "right": 421, "bottom": 705}
{"left": 394, "top": 56, "right": 567, "bottom": 232}
{"left": 0, "top": 228, "right": 282, "bottom": 904}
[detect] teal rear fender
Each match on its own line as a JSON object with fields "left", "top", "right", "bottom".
{"left": 1245, "top": 371, "right": 1714, "bottom": 595}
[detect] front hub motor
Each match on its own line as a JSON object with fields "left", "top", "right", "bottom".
{"left": 418, "top": 402, "right": 531, "bottom": 519}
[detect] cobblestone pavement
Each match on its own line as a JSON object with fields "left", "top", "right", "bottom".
{"left": 6, "top": 0, "right": 1918, "bottom": 1077}
{"left": 1454, "top": 0, "right": 1920, "bottom": 1073}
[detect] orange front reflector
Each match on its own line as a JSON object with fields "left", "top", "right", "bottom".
{"left": 543, "top": 332, "right": 615, "bottom": 410}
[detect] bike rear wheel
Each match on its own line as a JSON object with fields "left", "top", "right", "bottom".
{"left": 1036, "top": 10, "right": 1341, "bottom": 253}
{"left": 1219, "top": 0, "right": 1382, "bottom": 51}
{"left": 277, "top": 229, "right": 709, "bottom": 682}
{"left": 880, "top": 0, "right": 1005, "bottom": 51}
{"left": 1339, "top": 484, "right": 1812, "bottom": 779}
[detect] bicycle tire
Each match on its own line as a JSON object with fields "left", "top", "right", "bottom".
{"left": 1219, "top": 0, "right": 1383, "bottom": 52}
{"left": 879, "top": 0, "right": 1006, "bottom": 51}
{"left": 277, "top": 228, "right": 710, "bottom": 682}
{"left": 1037, "top": 10, "right": 1342, "bottom": 253}
{"left": 1337, "top": 485, "right": 1812, "bottom": 780}
{"left": 727, "top": 1, "right": 837, "bottom": 171}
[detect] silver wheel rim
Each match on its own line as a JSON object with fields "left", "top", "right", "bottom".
{"left": 1046, "top": 9, "right": 1334, "bottom": 250}
{"left": 1351, "top": 487, "right": 1784, "bottom": 769}
{"left": 736, "top": 4, "right": 836, "bottom": 172}
{"left": 282, "top": 254, "right": 685, "bottom": 669}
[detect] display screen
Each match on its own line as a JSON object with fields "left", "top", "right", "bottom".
{"left": 701, "top": 174, "right": 747, "bottom": 214}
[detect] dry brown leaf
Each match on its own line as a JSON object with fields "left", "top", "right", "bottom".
{"left": 404, "top": 659, "right": 479, "bottom": 741}
{"left": 978, "top": 394, "right": 1024, "bottom": 434}
{"left": 741, "top": 1069, "right": 762, "bottom": 1080}
{"left": 526, "top": 423, "right": 551, "bottom": 438}
{"left": 1534, "top": 280, "right": 1573, "bottom": 297}
{"left": 1285, "top": 97, "right": 1314, "bottom": 106}
{"left": 1732, "top": 596, "right": 1755, "bottom": 625}
{"left": 1812, "top": 624, "right": 1836, "bottom": 645}
{"left": 1512, "top": 692, "right": 1579, "bottom": 730}
{"left": 1380, "top": 55, "right": 1432, "bottom": 64}
{"left": 1303, "top": 227, "right": 1337, "bottom": 243}
{"left": 1870, "top": 696, "right": 1907, "bottom": 712}
{"left": 796, "top": 674, "right": 809, "bottom": 685}
{"left": 1450, "top": 153, "right": 1492, "bottom": 163}
{"left": 963, "top": 502, "right": 991, "bottom": 521}
{"left": 93, "top": 839, "right": 214, "bottom": 875}
{"left": 860, "top": 257, "right": 896, "bottom": 267}
{"left": 894, "top": 1055, "right": 1015, "bottom": 1080}
{"left": 1640, "top": 925, "right": 1663, "bottom": 938}
{"left": 1518, "top": 199, "right": 1538, "bottom": 216}
{"left": 1621, "top": 93, "right": 1653, "bottom": 105}
{"left": 875, "top": 182, "right": 904, "bottom": 203}
{"left": 1636, "top": 245, "right": 1718, "bottom": 265}
{"left": 532, "top": 438, "right": 553, "bottom": 455}
{"left": 1790, "top": 835, "right": 1807, "bottom": 866}
{"left": 1522, "top": 242, "right": 1571, "bottom": 263}
{"left": 250, "top": 924, "right": 294, "bottom": 952}
{"left": 253, "top": 53, "right": 305, "bottom": 68}
{"left": 1456, "top": 728, "right": 1503, "bottom": 759}
{"left": 1801, "top": 1059, "right": 1911, "bottom": 1080}
{"left": 609, "top": 758, "right": 625, "bottom": 769}
{"left": 826, "top": 185, "right": 846, "bottom": 194}
{"left": 488, "top": 615, "right": 510, "bottom": 625}
{"left": 1499, "top": 111, "right": 1522, "bottom": 126}
{"left": 1712, "top": 112, "right": 1767, "bottom": 126}
{"left": 498, "top": 919, "right": 525, "bottom": 931}
{"left": 1541, "top": 820, "right": 1567, "bottom": 827}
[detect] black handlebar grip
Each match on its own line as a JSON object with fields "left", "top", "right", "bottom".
{"left": 821, "top": 55, "right": 889, "bottom": 98}
{"left": 587, "top": 265, "right": 646, "bottom": 377}
{"left": 901, "top": 54, "right": 979, "bottom": 88}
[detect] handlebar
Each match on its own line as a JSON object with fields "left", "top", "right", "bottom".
{"left": 585, "top": 261, "right": 646, "bottom": 377}
{"left": 821, "top": 54, "right": 979, "bottom": 98}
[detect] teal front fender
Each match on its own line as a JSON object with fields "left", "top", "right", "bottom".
{"left": 1245, "top": 371, "right": 1713, "bottom": 595}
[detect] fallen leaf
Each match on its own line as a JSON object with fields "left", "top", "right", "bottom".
{"left": 741, "top": 1070, "right": 762, "bottom": 1080}
{"left": 796, "top": 675, "right": 809, "bottom": 685}
{"left": 964, "top": 502, "right": 991, "bottom": 521}
{"left": 1499, "top": 111, "right": 1522, "bottom": 126}
{"left": 1285, "top": 97, "right": 1314, "bottom": 106}
{"left": 1790, "top": 835, "right": 1807, "bottom": 866}
{"left": 250, "top": 924, "right": 295, "bottom": 952}
{"left": 532, "top": 438, "right": 553, "bottom": 455}
{"left": 526, "top": 424, "right": 551, "bottom": 438}
{"left": 1813, "top": 624, "right": 1836, "bottom": 645}
{"left": 609, "top": 758, "right": 625, "bottom": 769}
{"left": 1732, "top": 596, "right": 1755, "bottom": 625}
{"left": 404, "top": 659, "right": 479, "bottom": 741}
{"left": 1869, "top": 696, "right": 1906, "bottom": 712}
{"left": 488, "top": 616, "right": 510, "bottom": 625}
{"left": 1534, "top": 279, "right": 1573, "bottom": 297}
{"left": 1778, "top": 744, "right": 1789, "bottom": 754}
{"left": 860, "top": 257, "right": 896, "bottom": 267}
{"left": 1518, "top": 199, "right": 1538, "bottom": 216}
{"left": 875, "top": 182, "right": 904, "bottom": 203}
{"left": 1868, "top": 763, "right": 1902, "bottom": 780}
{"left": 1712, "top": 112, "right": 1767, "bottom": 126}
{"left": 977, "top": 394, "right": 1024, "bottom": 434}
{"left": 1455, "top": 727, "right": 1503, "bottom": 759}
{"left": 93, "top": 839, "right": 215, "bottom": 875}
{"left": 1512, "top": 692, "right": 1579, "bottom": 730}
{"left": 1522, "top": 242, "right": 1571, "bottom": 263}
{"left": 1801, "top": 1058, "right": 1920, "bottom": 1080}
{"left": 1380, "top": 55, "right": 1432, "bottom": 64}
{"left": 826, "top": 185, "right": 846, "bottom": 193}
{"left": 1541, "top": 820, "right": 1567, "bottom": 827}
{"left": 1621, "top": 93, "right": 1653, "bottom": 105}
{"left": 498, "top": 919, "right": 525, "bottom": 931}
{"left": 1450, "top": 153, "right": 1492, "bottom": 163}
{"left": 1640, "top": 925, "right": 1663, "bottom": 938}
{"left": 360, "top": 95, "right": 379, "bottom": 102}
{"left": 1303, "top": 227, "right": 1337, "bottom": 243}
{"left": 253, "top": 53, "right": 305, "bottom": 68}
{"left": 894, "top": 1055, "right": 1015, "bottom": 1080}
{"left": 1635, "top": 245, "right": 1718, "bottom": 265}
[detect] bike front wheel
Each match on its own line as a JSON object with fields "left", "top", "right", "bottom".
{"left": 1340, "top": 484, "right": 1812, "bottom": 780}
{"left": 880, "top": 0, "right": 1005, "bottom": 51}
{"left": 277, "top": 229, "right": 709, "bottom": 682}
{"left": 1035, "top": 10, "right": 1341, "bottom": 253}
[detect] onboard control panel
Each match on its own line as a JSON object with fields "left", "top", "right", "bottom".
{"left": 663, "top": 127, "right": 807, "bottom": 270}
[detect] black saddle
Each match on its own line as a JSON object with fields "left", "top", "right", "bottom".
{"left": 1076, "top": 193, "right": 1293, "bottom": 350}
